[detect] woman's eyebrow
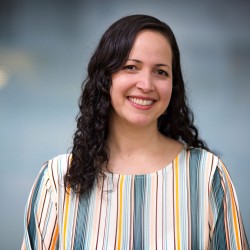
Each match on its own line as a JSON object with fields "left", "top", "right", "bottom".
{"left": 156, "top": 63, "right": 171, "bottom": 70}
{"left": 127, "top": 59, "right": 171, "bottom": 70}
{"left": 127, "top": 59, "right": 142, "bottom": 63}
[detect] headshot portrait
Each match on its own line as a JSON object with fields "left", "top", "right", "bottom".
{"left": 0, "top": 1, "right": 249, "bottom": 249}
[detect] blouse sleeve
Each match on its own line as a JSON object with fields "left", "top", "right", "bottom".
{"left": 21, "top": 162, "right": 59, "bottom": 250}
{"left": 209, "top": 159, "right": 249, "bottom": 249}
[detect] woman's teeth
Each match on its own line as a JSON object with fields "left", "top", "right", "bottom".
{"left": 129, "top": 97, "right": 153, "bottom": 106}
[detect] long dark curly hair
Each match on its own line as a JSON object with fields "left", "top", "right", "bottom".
{"left": 64, "top": 14, "right": 208, "bottom": 194}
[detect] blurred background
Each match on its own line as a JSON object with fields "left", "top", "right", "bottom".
{"left": 0, "top": 0, "right": 249, "bottom": 248}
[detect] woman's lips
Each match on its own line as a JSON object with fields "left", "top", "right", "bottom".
{"left": 128, "top": 97, "right": 154, "bottom": 106}
{"left": 127, "top": 96, "right": 155, "bottom": 110}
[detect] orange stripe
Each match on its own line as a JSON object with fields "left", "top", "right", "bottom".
{"left": 63, "top": 187, "right": 70, "bottom": 248}
{"left": 223, "top": 166, "right": 241, "bottom": 249}
{"left": 51, "top": 224, "right": 59, "bottom": 249}
{"left": 117, "top": 175, "right": 124, "bottom": 250}
{"left": 175, "top": 158, "right": 181, "bottom": 250}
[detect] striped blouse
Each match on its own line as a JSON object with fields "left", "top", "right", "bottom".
{"left": 22, "top": 148, "right": 249, "bottom": 249}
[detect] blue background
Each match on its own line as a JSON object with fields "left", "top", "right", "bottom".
{"left": 0, "top": 0, "right": 249, "bottom": 248}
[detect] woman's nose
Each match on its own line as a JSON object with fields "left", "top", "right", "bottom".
{"left": 136, "top": 72, "right": 154, "bottom": 92}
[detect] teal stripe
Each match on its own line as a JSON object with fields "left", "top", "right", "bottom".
{"left": 85, "top": 184, "right": 98, "bottom": 248}
{"left": 199, "top": 151, "right": 206, "bottom": 248}
{"left": 133, "top": 175, "right": 145, "bottom": 250}
{"left": 122, "top": 176, "right": 132, "bottom": 249}
{"left": 73, "top": 190, "right": 91, "bottom": 249}
{"left": 210, "top": 168, "right": 227, "bottom": 249}
{"left": 28, "top": 163, "right": 48, "bottom": 249}
{"left": 189, "top": 148, "right": 202, "bottom": 249}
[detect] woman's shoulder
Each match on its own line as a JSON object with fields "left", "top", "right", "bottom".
{"left": 44, "top": 153, "right": 72, "bottom": 189}
{"left": 183, "top": 147, "right": 231, "bottom": 189}
{"left": 185, "top": 146, "right": 219, "bottom": 161}
{"left": 183, "top": 146, "right": 221, "bottom": 175}
{"left": 47, "top": 153, "right": 71, "bottom": 173}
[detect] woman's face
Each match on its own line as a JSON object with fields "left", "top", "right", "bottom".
{"left": 110, "top": 30, "right": 173, "bottom": 129}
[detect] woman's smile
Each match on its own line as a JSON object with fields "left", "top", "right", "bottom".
{"left": 127, "top": 96, "right": 155, "bottom": 110}
{"left": 129, "top": 97, "right": 154, "bottom": 106}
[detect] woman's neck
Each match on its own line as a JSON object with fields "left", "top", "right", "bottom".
{"left": 106, "top": 119, "right": 183, "bottom": 175}
{"left": 107, "top": 119, "right": 161, "bottom": 156}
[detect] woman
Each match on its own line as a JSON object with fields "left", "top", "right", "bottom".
{"left": 22, "top": 15, "right": 249, "bottom": 249}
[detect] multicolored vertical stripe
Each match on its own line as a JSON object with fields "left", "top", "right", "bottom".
{"left": 22, "top": 148, "right": 249, "bottom": 249}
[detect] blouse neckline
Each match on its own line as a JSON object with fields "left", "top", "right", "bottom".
{"left": 104, "top": 145, "right": 187, "bottom": 179}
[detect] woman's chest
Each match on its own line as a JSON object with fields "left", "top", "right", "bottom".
{"left": 58, "top": 173, "right": 210, "bottom": 249}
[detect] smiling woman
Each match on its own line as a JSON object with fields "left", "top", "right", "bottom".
{"left": 22, "top": 15, "right": 249, "bottom": 249}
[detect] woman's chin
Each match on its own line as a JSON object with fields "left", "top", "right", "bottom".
{"left": 126, "top": 117, "right": 157, "bottom": 128}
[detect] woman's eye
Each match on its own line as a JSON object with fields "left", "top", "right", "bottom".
{"left": 124, "top": 65, "right": 136, "bottom": 71}
{"left": 156, "top": 69, "right": 168, "bottom": 76}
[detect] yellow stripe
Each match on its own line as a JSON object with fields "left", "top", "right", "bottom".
{"left": 63, "top": 187, "right": 70, "bottom": 248}
{"left": 175, "top": 157, "right": 181, "bottom": 250}
{"left": 223, "top": 165, "right": 241, "bottom": 249}
{"left": 117, "top": 175, "right": 124, "bottom": 250}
